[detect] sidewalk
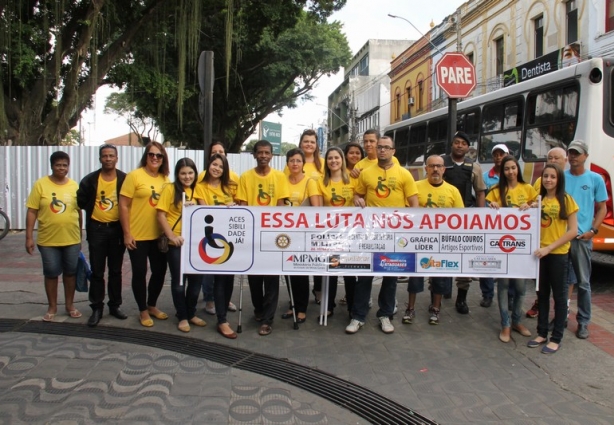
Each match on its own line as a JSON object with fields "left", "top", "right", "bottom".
{"left": 1, "top": 231, "right": 614, "bottom": 424}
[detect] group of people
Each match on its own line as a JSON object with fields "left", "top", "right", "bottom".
{"left": 24, "top": 129, "right": 607, "bottom": 352}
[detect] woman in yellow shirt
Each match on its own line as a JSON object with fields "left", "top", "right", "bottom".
{"left": 281, "top": 148, "right": 321, "bottom": 323}
{"left": 25, "top": 151, "right": 82, "bottom": 322}
{"left": 314, "top": 147, "right": 355, "bottom": 320}
{"left": 195, "top": 154, "right": 238, "bottom": 339}
{"left": 119, "top": 142, "right": 170, "bottom": 327}
{"left": 157, "top": 158, "right": 207, "bottom": 333}
{"left": 530, "top": 164, "right": 578, "bottom": 354}
{"left": 284, "top": 129, "right": 324, "bottom": 179}
{"left": 486, "top": 155, "right": 538, "bottom": 343}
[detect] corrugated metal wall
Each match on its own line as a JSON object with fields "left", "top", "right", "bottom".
{"left": 0, "top": 146, "right": 286, "bottom": 230}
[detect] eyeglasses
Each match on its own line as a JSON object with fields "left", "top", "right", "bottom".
{"left": 288, "top": 159, "right": 303, "bottom": 164}
{"left": 376, "top": 145, "right": 394, "bottom": 151}
{"left": 426, "top": 164, "right": 445, "bottom": 169}
{"left": 147, "top": 152, "right": 164, "bottom": 160}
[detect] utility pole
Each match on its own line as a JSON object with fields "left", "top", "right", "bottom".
{"left": 447, "top": 8, "right": 462, "bottom": 153}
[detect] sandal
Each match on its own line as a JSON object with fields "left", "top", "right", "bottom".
{"left": 67, "top": 309, "right": 82, "bottom": 319}
{"left": 218, "top": 323, "right": 238, "bottom": 339}
{"left": 42, "top": 312, "right": 55, "bottom": 322}
{"left": 258, "top": 324, "right": 272, "bottom": 336}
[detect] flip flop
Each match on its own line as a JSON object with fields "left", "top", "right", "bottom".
{"left": 67, "top": 309, "right": 82, "bottom": 318}
{"left": 42, "top": 313, "right": 55, "bottom": 322}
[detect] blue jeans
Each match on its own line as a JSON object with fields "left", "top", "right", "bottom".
{"left": 352, "top": 276, "right": 397, "bottom": 321}
{"left": 201, "top": 274, "right": 214, "bottom": 302}
{"left": 497, "top": 278, "right": 526, "bottom": 328}
{"left": 569, "top": 238, "right": 592, "bottom": 326}
{"left": 479, "top": 278, "right": 494, "bottom": 299}
{"left": 408, "top": 277, "right": 452, "bottom": 294}
{"left": 167, "top": 246, "right": 202, "bottom": 321}
{"left": 538, "top": 254, "right": 568, "bottom": 344}
{"left": 38, "top": 244, "right": 80, "bottom": 277}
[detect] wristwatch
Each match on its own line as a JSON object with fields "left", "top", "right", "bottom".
{"left": 590, "top": 227, "right": 599, "bottom": 235}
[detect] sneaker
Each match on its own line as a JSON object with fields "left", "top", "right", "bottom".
{"left": 480, "top": 297, "right": 493, "bottom": 308}
{"left": 345, "top": 319, "right": 364, "bottom": 334}
{"left": 429, "top": 307, "right": 440, "bottom": 325}
{"left": 402, "top": 308, "right": 416, "bottom": 324}
{"left": 576, "top": 324, "right": 589, "bottom": 339}
{"left": 379, "top": 316, "right": 394, "bottom": 334}
{"left": 526, "top": 299, "right": 538, "bottom": 318}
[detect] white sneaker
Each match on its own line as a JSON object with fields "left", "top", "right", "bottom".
{"left": 379, "top": 316, "right": 394, "bottom": 334}
{"left": 345, "top": 319, "right": 365, "bottom": 334}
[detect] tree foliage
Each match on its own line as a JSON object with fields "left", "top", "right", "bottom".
{"left": 110, "top": 1, "right": 351, "bottom": 152}
{"left": 104, "top": 92, "right": 159, "bottom": 145}
{"left": 0, "top": 0, "right": 346, "bottom": 146}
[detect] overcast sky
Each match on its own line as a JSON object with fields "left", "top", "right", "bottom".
{"left": 82, "top": 0, "right": 466, "bottom": 146}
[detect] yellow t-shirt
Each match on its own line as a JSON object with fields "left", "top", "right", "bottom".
{"left": 540, "top": 194, "right": 579, "bottom": 254}
{"left": 533, "top": 177, "right": 542, "bottom": 194}
{"left": 415, "top": 180, "right": 464, "bottom": 208}
{"left": 486, "top": 183, "right": 537, "bottom": 207}
{"left": 26, "top": 177, "right": 80, "bottom": 246}
{"left": 236, "top": 168, "right": 290, "bottom": 206}
{"left": 355, "top": 156, "right": 400, "bottom": 172}
{"left": 355, "top": 163, "right": 418, "bottom": 207}
{"left": 317, "top": 178, "right": 355, "bottom": 207}
{"left": 197, "top": 169, "right": 240, "bottom": 187}
{"left": 91, "top": 176, "right": 119, "bottom": 223}
{"left": 283, "top": 158, "right": 325, "bottom": 179}
{"left": 120, "top": 168, "right": 170, "bottom": 241}
{"left": 156, "top": 185, "right": 196, "bottom": 238}
{"left": 194, "top": 182, "right": 235, "bottom": 206}
{"left": 287, "top": 176, "right": 319, "bottom": 206}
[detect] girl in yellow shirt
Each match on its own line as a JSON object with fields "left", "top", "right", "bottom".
{"left": 530, "top": 164, "right": 578, "bottom": 354}
{"left": 486, "top": 156, "right": 537, "bottom": 343}
{"left": 283, "top": 129, "right": 324, "bottom": 179}
{"left": 157, "top": 158, "right": 207, "bottom": 333}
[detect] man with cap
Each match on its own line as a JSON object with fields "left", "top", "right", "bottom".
{"left": 564, "top": 140, "right": 607, "bottom": 339}
{"left": 441, "top": 131, "right": 487, "bottom": 314}
{"left": 479, "top": 143, "right": 510, "bottom": 308}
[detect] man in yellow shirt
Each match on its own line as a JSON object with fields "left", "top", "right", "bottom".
{"left": 404, "top": 155, "right": 463, "bottom": 325}
{"left": 77, "top": 144, "right": 127, "bottom": 327}
{"left": 348, "top": 136, "right": 418, "bottom": 335}
{"left": 237, "top": 140, "right": 290, "bottom": 336}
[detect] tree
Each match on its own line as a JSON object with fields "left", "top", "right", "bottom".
{"left": 0, "top": 0, "right": 346, "bottom": 146}
{"left": 104, "top": 92, "right": 159, "bottom": 145}
{"left": 60, "top": 129, "right": 82, "bottom": 146}
{"left": 111, "top": 2, "right": 351, "bottom": 152}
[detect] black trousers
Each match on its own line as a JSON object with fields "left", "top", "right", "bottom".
{"left": 214, "top": 274, "right": 235, "bottom": 324}
{"left": 127, "top": 240, "right": 167, "bottom": 312}
{"left": 248, "top": 275, "right": 279, "bottom": 325}
{"left": 87, "top": 221, "right": 126, "bottom": 310}
{"left": 285, "top": 275, "right": 309, "bottom": 314}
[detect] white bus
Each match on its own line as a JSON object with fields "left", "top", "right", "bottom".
{"left": 383, "top": 58, "right": 614, "bottom": 251}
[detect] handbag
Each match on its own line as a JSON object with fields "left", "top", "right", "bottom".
{"left": 158, "top": 215, "right": 181, "bottom": 253}
{"left": 75, "top": 252, "right": 91, "bottom": 293}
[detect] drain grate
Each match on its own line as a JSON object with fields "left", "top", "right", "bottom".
{"left": 0, "top": 319, "right": 438, "bottom": 425}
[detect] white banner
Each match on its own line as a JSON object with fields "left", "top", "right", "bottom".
{"left": 181, "top": 206, "right": 540, "bottom": 278}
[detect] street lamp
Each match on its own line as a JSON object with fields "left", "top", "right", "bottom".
{"left": 387, "top": 14, "right": 445, "bottom": 56}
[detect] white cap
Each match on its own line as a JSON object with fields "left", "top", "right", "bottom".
{"left": 491, "top": 144, "right": 509, "bottom": 154}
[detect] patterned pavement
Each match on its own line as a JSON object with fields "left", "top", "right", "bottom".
{"left": 1, "top": 231, "right": 614, "bottom": 424}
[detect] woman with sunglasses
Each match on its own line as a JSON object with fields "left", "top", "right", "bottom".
{"left": 195, "top": 153, "right": 239, "bottom": 339}
{"left": 280, "top": 148, "right": 321, "bottom": 323}
{"left": 486, "top": 155, "right": 538, "bottom": 343}
{"left": 119, "top": 142, "right": 170, "bottom": 327}
{"left": 157, "top": 158, "right": 207, "bottom": 333}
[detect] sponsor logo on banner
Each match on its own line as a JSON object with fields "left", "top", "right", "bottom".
{"left": 417, "top": 254, "right": 461, "bottom": 272}
{"left": 282, "top": 253, "right": 329, "bottom": 272}
{"left": 328, "top": 254, "right": 372, "bottom": 271}
{"left": 372, "top": 253, "right": 415, "bottom": 273}
{"left": 486, "top": 234, "right": 531, "bottom": 254}
{"left": 463, "top": 255, "right": 507, "bottom": 274}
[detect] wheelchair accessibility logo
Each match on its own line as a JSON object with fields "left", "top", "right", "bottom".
{"left": 98, "top": 191, "right": 114, "bottom": 211}
{"left": 49, "top": 193, "right": 66, "bottom": 214}
{"left": 198, "top": 215, "right": 235, "bottom": 264}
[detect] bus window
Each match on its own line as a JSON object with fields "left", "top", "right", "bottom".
{"left": 480, "top": 98, "right": 523, "bottom": 162}
{"left": 458, "top": 108, "right": 481, "bottom": 160}
{"left": 425, "top": 118, "right": 447, "bottom": 159}
{"left": 525, "top": 84, "right": 579, "bottom": 161}
{"left": 393, "top": 128, "right": 410, "bottom": 166}
{"left": 408, "top": 124, "right": 426, "bottom": 164}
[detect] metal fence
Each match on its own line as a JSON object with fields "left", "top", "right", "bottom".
{"left": 0, "top": 146, "right": 286, "bottom": 230}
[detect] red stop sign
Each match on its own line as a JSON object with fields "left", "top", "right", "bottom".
{"left": 436, "top": 52, "right": 476, "bottom": 98}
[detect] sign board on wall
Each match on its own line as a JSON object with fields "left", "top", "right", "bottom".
{"left": 259, "top": 121, "right": 282, "bottom": 155}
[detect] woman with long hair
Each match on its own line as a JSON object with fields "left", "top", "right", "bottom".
{"left": 195, "top": 153, "right": 238, "bottom": 338}
{"left": 281, "top": 148, "right": 321, "bottom": 323}
{"left": 156, "top": 158, "right": 207, "bottom": 333}
{"left": 284, "top": 129, "right": 325, "bottom": 179}
{"left": 314, "top": 146, "right": 355, "bottom": 320}
{"left": 529, "top": 164, "right": 578, "bottom": 354}
{"left": 25, "top": 151, "right": 82, "bottom": 321}
{"left": 119, "top": 141, "right": 170, "bottom": 327}
{"left": 486, "top": 155, "right": 538, "bottom": 342}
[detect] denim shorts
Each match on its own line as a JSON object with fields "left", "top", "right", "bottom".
{"left": 407, "top": 277, "right": 453, "bottom": 294}
{"left": 37, "top": 244, "right": 80, "bottom": 278}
